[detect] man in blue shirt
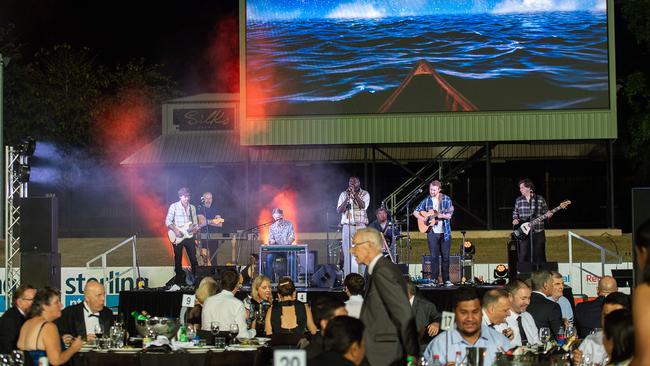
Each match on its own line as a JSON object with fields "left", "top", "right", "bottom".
{"left": 414, "top": 180, "right": 454, "bottom": 286}
{"left": 423, "top": 287, "right": 512, "bottom": 365}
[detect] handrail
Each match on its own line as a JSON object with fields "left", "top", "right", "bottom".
{"left": 86, "top": 235, "right": 138, "bottom": 286}
{"left": 567, "top": 231, "right": 623, "bottom": 294}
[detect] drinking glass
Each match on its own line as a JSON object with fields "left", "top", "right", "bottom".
{"left": 93, "top": 324, "right": 104, "bottom": 340}
{"left": 566, "top": 325, "right": 576, "bottom": 339}
{"left": 210, "top": 322, "right": 220, "bottom": 336}
{"left": 230, "top": 324, "right": 239, "bottom": 343}
{"left": 539, "top": 327, "right": 550, "bottom": 343}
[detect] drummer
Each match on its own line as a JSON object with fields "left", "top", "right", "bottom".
{"left": 264, "top": 208, "right": 296, "bottom": 282}
{"left": 368, "top": 207, "right": 401, "bottom": 261}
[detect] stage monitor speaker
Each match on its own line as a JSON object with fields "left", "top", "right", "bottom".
{"left": 21, "top": 253, "right": 61, "bottom": 288}
{"left": 422, "top": 255, "right": 462, "bottom": 283}
{"left": 20, "top": 197, "right": 58, "bottom": 253}
{"left": 310, "top": 264, "right": 342, "bottom": 288}
{"left": 632, "top": 188, "right": 650, "bottom": 285}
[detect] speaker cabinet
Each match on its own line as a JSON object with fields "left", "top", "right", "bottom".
{"left": 20, "top": 197, "right": 58, "bottom": 253}
{"left": 21, "top": 253, "right": 61, "bottom": 288}
{"left": 632, "top": 188, "right": 650, "bottom": 286}
{"left": 310, "top": 264, "right": 342, "bottom": 288}
{"left": 422, "top": 255, "right": 463, "bottom": 283}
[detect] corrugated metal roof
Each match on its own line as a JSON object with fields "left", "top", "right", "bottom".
{"left": 122, "top": 133, "right": 600, "bottom": 165}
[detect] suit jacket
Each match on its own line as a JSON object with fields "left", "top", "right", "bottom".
{"left": 55, "top": 302, "right": 114, "bottom": 337}
{"left": 0, "top": 306, "right": 26, "bottom": 353}
{"left": 575, "top": 296, "right": 605, "bottom": 339}
{"left": 412, "top": 295, "right": 441, "bottom": 347}
{"left": 360, "top": 257, "right": 419, "bottom": 366}
{"left": 527, "top": 292, "right": 563, "bottom": 337}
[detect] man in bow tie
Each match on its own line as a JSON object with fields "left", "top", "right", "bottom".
{"left": 56, "top": 280, "right": 114, "bottom": 344}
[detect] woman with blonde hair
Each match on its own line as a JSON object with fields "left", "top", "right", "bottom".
{"left": 187, "top": 277, "right": 220, "bottom": 327}
{"left": 265, "top": 277, "right": 317, "bottom": 335}
{"left": 17, "top": 287, "right": 82, "bottom": 366}
{"left": 244, "top": 275, "right": 272, "bottom": 336}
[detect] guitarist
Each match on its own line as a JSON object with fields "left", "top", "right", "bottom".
{"left": 512, "top": 178, "right": 552, "bottom": 263}
{"left": 165, "top": 187, "right": 199, "bottom": 285}
{"left": 413, "top": 180, "right": 454, "bottom": 286}
{"left": 196, "top": 191, "right": 223, "bottom": 265}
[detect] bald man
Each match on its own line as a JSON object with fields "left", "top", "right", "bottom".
{"left": 352, "top": 228, "right": 418, "bottom": 366}
{"left": 574, "top": 275, "right": 618, "bottom": 338}
{"left": 56, "top": 280, "right": 114, "bottom": 344}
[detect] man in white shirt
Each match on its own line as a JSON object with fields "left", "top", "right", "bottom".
{"left": 336, "top": 176, "right": 370, "bottom": 274}
{"left": 343, "top": 273, "right": 364, "bottom": 318}
{"left": 202, "top": 270, "right": 255, "bottom": 338}
{"left": 495, "top": 280, "right": 540, "bottom": 347}
{"left": 482, "top": 289, "right": 512, "bottom": 341}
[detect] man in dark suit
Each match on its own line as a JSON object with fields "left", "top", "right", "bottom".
{"left": 352, "top": 227, "right": 419, "bottom": 366}
{"left": 56, "top": 280, "right": 114, "bottom": 344}
{"left": 526, "top": 269, "right": 563, "bottom": 337}
{"left": 0, "top": 284, "right": 36, "bottom": 353}
{"left": 406, "top": 280, "right": 440, "bottom": 351}
{"left": 575, "top": 275, "right": 617, "bottom": 338}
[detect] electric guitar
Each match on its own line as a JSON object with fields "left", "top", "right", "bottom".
{"left": 417, "top": 210, "right": 441, "bottom": 233}
{"left": 167, "top": 218, "right": 225, "bottom": 245}
{"left": 511, "top": 200, "right": 571, "bottom": 240}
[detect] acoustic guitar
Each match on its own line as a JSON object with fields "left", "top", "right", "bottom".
{"left": 417, "top": 210, "right": 440, "bottom": 233}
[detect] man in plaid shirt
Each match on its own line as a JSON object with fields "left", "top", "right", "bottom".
{"left": 512, "top": 178, "right": 552, "bottom": 263}
{"left": 414, "top": 180, "right": 454, "bottom": 286}
{"left": 165, "top": 187, "right": 199, "bottom": 285}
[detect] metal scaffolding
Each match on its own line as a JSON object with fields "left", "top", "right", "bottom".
{"left": 4, "top": 146, "right": 28, "bottom": 310}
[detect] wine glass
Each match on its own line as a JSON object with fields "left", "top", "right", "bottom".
{"left": 210, "top": 322, "right": 220, "bottom": 336}
{"left": 93, "top": 324, "right": 104, "bottom": 340}
{"left": 539, "top": 327, "right": 550, "bottom": 352}
{"left": 229, "top": 323, "right": 240, "bottom": 343}
{"left": 566, "top": 325, "right": 576, "bottom": 339}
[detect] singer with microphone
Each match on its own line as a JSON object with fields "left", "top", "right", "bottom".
{"left": 264, "top": 208, "right": 296, "bottom": 281}
{"left": 512, "top": 178, "right": 552, "bottom": 263}
{"left": 196, "top": 192, "right": 223, "bottom": 265}
{"left": 337, "top": 176, "right": 370, "bottom": 274}
{"left": 413, "top": 180, "right": 454, "bottom": 286}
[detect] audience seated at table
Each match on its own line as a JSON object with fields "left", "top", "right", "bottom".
{"left": 0, "top": 284, "right": 36, "bottom": 354}
{"left": 310, "top": 316, "right": 365, "bottom": 366}
{"left": 526, "top": 269, "right": 563, "bottom": 338}
{"left": 633, "top": 219, "right": 650, "bottom": 366}
{"left": 264, "top": 277, "right": 317, "bottom": 336}
{"left": 244, "top": 275, "right": 272, "bottom": 336}
{"left": 548, "top": 271, "right": 574, "bottom": 326}
{"left": 17, "top": 287, "right": 82, "bottom": 366}
{"left": 495, "top": 280, "right": 539, "bottom": 347}
{"left": 306, "top": 297, "right": 348, "bottom": 360}
{"left": 575, "top": 275, "right": 618, "bottom": 339}
{"left": 202, "top": 269, "right": 255, "bottom": 338}
{"left": 603, "top": 309, "right": 634, "bottom": 366}
{"left": 406, "top": 279, "right": 440, "bottom": 351}
{"left": 343, "top": 274, "right": 364, "bottom": 319}
{"left": 573, "top": 291, "right": 630, "bottom": 365}
{"left": 187, "top": 276, "right": 220, "bottom": 327}
{"left": 423, "top": 287, "right": 511, "bottom": 365}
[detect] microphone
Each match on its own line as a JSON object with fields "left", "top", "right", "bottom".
{"left": 415, "top": 188, "right": 423, "bottom": 194}
{"left": 200, "top": 196, "right": 205, "bottom": 202}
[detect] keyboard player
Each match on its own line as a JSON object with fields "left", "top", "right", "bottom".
{"left": 264, "top": 208, "right": 296, "bottom": 282}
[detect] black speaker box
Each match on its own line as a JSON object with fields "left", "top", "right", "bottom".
{"left": 310, "top": 264, "right": 342, "bottom": 288}
{"left": 21, "top": 252, "right": 61, "bottom": 288}
{"left": 20, "top": 197, "right": 58, "bottom": 253}
{"left": 632, "top": 188, "right": 650, "bottom": 285}
{"left": 421, "top": 255, "right": 462, "bottom": 283}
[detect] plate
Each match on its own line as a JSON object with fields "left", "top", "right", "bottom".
{"left": 255, "top": 337, "right": 271, "bottom": 342}
{"left": 110, "top": 348, "right": 142, "bottom": 353}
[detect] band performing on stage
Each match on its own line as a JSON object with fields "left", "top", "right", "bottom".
{"left": 163, "top": 177, "right": 570, "bottom": 286}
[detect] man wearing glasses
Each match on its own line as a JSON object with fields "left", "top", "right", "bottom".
{"left": 0, "top": 284, "right": 36, "bottom": 353}
{"left": 352, "top": 228, "right": 418, "bottom": 366}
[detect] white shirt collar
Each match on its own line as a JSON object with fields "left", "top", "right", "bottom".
{"left": 409, "top": 296, "right": 414, "bottom": 306}
{"left": 17, "top": 307, "right": 26, "bottom": 317}
{"left": 83, "top": 301, "right": 100, "bottom": 316}
{"left": 368, "top": 254, "right": 383, "bottom": 275}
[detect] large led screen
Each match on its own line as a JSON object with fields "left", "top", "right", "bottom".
{"left": 245, "top": 0, "right": 609, "bottom": 117}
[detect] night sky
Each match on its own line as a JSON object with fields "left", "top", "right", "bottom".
{"left": 0, "top": 0, "right": 239, "bottom": 93}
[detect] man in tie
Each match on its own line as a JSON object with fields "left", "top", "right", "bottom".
{"left": 352, "top": 227, "right": 419, "bottom": 366}
{"left": 495, "top": 280, "right": 540, "bottom": 347}
{"left": 56, "top": 280, "right": 114, "bottom": 344}
{"left": 526, "top": 269, "right": 563, "bottom": 337}
{"left": 0, "top": 284, "right": 36, "bottom": 353}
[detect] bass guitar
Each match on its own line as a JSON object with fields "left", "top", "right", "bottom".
{"left": 167, "top": 218, "right": 225, "bottom": 245}
{"left": 511, "top": 200, "right": 571, "bottom": 240}
{"left": 417, "top": 210, "right": 440, "bottom": 233}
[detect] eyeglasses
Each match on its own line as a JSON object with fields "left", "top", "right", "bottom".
{"left": 21, "top": 297, "right": 34, "bottom": 301}
{"left": 351, "top": 240, "right": 371, "bottom": 248}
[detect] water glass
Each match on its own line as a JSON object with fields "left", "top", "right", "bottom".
{"left": 98, "top": 337, "right": 112, "bottom": 350}
{"left": 214, "top": 337, "right": 226, "bottom": 348}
